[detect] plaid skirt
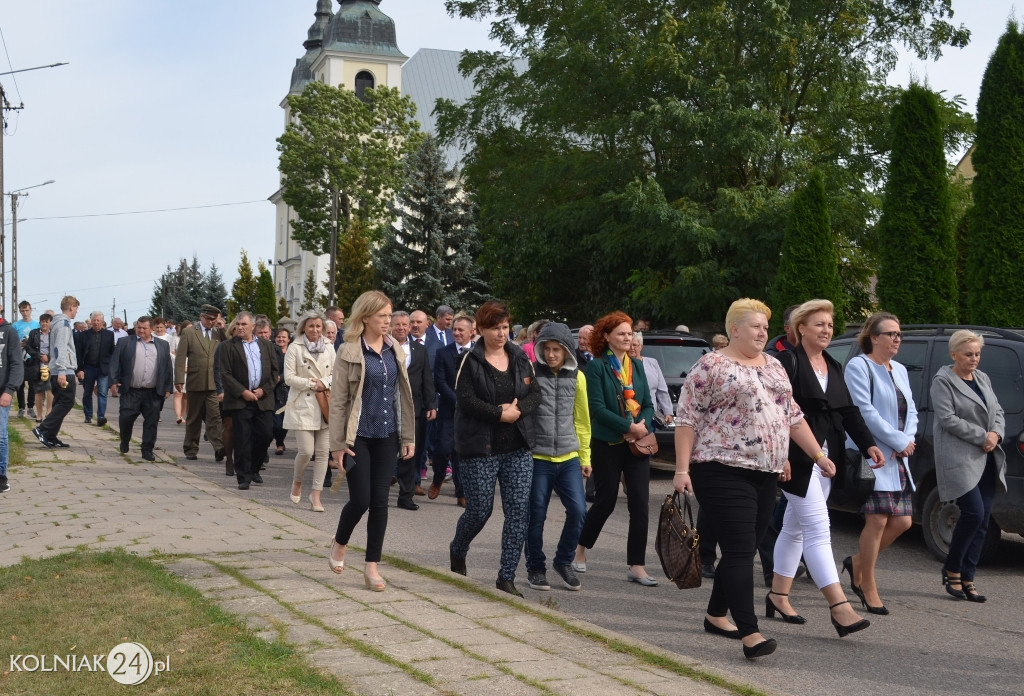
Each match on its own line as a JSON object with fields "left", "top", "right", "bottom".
{"left": 861, "top": 461, "right": 912, "bottom": 516}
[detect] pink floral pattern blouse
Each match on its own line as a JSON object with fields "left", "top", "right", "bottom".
{"left": 676, "top": 351, "right": 804, "bottom": 473}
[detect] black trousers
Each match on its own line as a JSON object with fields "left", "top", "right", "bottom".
{"left": 16, "top": 380, "right": 35, "bottom": 411}
{"left": 39, "top": 375, "right": 76, "bottom": 440}
{"left": 119, "top": 387, "right": 163, "bottom": 454}
{"left": 226, "top": 403, "right": 273, "bottom": 485}
{"left": 335, "top": 434, "right": 399, "bottom": 563}
{"left": 397, "top": 412, "right": 427, "bottom": 504}
{"left": 431, "top": 411, "right": 462, "bottom": 497}
{"left": 698, "top": 501, "right": 780, "bottom": 578}
{"left": 578, "top": 440, "right": 651, "bottom": 567}
{"left": 690, "top": 461, "right": 777, "bottom": 638}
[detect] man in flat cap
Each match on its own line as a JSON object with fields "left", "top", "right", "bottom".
{"left": 174, "top": 304, "right": 227, "bottom": 461}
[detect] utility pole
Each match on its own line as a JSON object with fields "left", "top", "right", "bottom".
{"left": 7, "top": 180, "right": 54, "bottom": 316}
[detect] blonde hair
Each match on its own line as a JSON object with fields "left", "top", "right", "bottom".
{"left": 711, "top": 334, "right": 729, "bottom": 349}
{"left": 60, "top": 295, "right": 80, "bottom": 311}
{"left": 296, "top": 312, "right": 323, "bottom": 337}
{"left": 344, "top": 290, "right": 392, "bottom": 343}
{"left": 789, "top": 299, "right": 834, "bottom": 341}
{"left": 725, "top": 298, "right": 771, "bottom": 335}
{"left": 949, "top": 329, "right": 984, "bottom": 355}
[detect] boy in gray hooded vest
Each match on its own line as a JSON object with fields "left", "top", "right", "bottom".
{"left": 525, "top": 322, "right": 592, "bottom": 590}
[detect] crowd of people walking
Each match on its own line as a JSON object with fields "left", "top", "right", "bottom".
{"left": 0, "top": 290, "right": 1006, "bottom": 662}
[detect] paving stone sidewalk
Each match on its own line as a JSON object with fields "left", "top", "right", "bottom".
{"left": 1, "top": 415, "right": 737, "bottom": 696}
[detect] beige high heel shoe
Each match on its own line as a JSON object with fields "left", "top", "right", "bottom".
{"left": 328, "top": 540, "right": 345, "bottom": 574}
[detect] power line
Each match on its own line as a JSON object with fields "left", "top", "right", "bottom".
{"left": 0, "top": 25, "right": 23, "bottom": 106}
{"left": 22, "top": 198, "right": 267, "bottom": 221}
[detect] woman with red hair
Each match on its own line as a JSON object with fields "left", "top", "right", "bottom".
{"left": 573, "top": 312, "right": 658, "bottom": 586}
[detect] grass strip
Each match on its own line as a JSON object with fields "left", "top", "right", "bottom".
{"left": 0, "top": 549, "right": 353, "bottom": 695}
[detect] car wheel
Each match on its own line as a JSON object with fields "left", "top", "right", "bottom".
{"left": 921, "top": 486, "right": 1001, "bottom": 564}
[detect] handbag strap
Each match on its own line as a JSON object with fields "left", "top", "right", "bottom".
{"left": 673, "top": 491, "right": 696, "bottom": 528}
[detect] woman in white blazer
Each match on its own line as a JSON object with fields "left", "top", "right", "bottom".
{"left": 285, "top": 314, "right": 335, "bottom": 512}
{"left": 842, "top": 312, "right": 918, "bottom": 616}
{"left": 930, "top": 330, "right": 1007, "bottom": 603}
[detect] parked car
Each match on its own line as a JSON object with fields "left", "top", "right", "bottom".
{"left": 635, "top": 331, "right": 712, "bottom": 470}
{"left": 826, "top": 325, "right": 1024, "bottom": 562}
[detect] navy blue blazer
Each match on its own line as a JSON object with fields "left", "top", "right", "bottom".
{"left": 109, "top": 336, "right": 174, "bottom": 395}
{"left": 433, "top": 341, "right": 470, "bottom": 417}
{"left": 424, "top": 326, "right": 454, "bottom": 368}
{"left": 407, "top": 339, "right": 437, "bottom": 415}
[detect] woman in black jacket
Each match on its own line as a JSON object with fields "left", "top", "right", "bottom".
{"left": 771, "top": 300, "right": 881, "bottom": 636}
{"left": 449, "top": 300, "right": 541, "bottom": 597}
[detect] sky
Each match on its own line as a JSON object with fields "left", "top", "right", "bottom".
{"left": 0, "top": 0, "right": 1018, "bottom": 323}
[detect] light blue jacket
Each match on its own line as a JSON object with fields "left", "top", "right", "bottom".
{"left": 844, "top": 355, "right": 918, "bottom": 492}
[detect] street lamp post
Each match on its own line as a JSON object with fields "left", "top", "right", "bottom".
{"left": 7, "top": 179, "right": 55, "bottom": 316}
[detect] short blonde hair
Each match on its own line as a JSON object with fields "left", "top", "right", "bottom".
{"left": 789, "top": 299, "right": 834, "bottom": 340}
{"left": 711, "top": 334, "right": 729, "bottom": 349}
{"left": 60, "top": 295, "right": 80, "bottom": 312}
{"left": 949, "top": 329, "right": 984, "bottom": 355}
{"left": 725, "top": 298, "right": 771, "bottom": 335}
{"left": 344, "top": 290, "right": 392, "bottom": 343}
{"left": 296, "top": 312, "right": 323, "bottom": 338}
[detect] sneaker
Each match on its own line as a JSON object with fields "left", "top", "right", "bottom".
{"left": 17, "top": 409, "right": 24, "bottom": 418}
{"left": 84, "top": 417, "right": 92, "bottom": 424}
{"left": 32, "top": 427, "right": 53, "bottom": 448}
{"left": 495, "top": 579, "right": 523, "bottom": 598}
{"left": 97, "top": 417, "right": 107, "bottom": 427}
{"left": 553, "top": 563, "right": 581, "bottom": 591}
{"left": 0, "top": 476, "right": 9, "bottom": 493}
{"left": 51, "top": 438, "right": 70, "bottom": 448}
{"left": 445, "top": 465, "right": 453, "bottom": 481}
{"left": 27, "top": 408, "right": 36, "bottom": 419}
{"left": 527, "top": 569, "right": 551, "bottom": 591}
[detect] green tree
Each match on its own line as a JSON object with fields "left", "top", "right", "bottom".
{"left": 325, "top": 218, "right": 375, "bottom": 314}
{"left": 202, "top": 263, "right": 228, "bottom": 313}
{"left": 150, "top": 255, "right": 218, "bottom": 322}
{"left": 299, "top": 269, "right": 324, "bottom": 314}
{"left": 771, "top": 171, "right": 845, "bottom": 334}
{"left": 375, "top": 136, "right": 490, "bottom": 312}
{"left": 277, "top": 81, "right": 424, "bottom": 306}
{"left": 967, "top": 21, "right": 1024, "bottom": 326}
{"left": 875, "top": 84, "right": 958, "bottom": 324}
{"left": 227, "top": 250, "right": 258, "bottom": 318}
{"left": 277, "top": 297, "right": 290, "bottom": 321}
{"left": 438, "top": 0, "right": 972, "bottom": 324}
{"left": 254, "top": 263, "right": 279, "bottom": 326}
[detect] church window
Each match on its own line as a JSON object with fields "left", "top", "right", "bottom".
{"left": 355, "top": 71, "right": 375, "bottom": 101}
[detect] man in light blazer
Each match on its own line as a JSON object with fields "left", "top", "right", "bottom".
{"left": 392, "top": 311, "right": 436, "bottom": 510}
{"left": 174, "top": 304, "right": 227, "bottom": 461}
{"left": 219, "top": 311, "right": 279, "bottom": 490}
{"left": 110, "top": 316, "right": 174, "bottom": 461}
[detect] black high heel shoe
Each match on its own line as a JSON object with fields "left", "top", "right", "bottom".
{"left": 962, "top": 581, "right": 987, "bottom": 603}
{"left": 743, "top": 638, "right": 777, "bottom": 659}
{"left": 842, "top": 556, "right": 866, "bottom": 604}
{"left": 829, "top": 600, "right": 871, "bottom": 638}
{"left": 765, "top": 591, "right": 807, "bottom": 624}
{"left": 942, "top": 569, "right": 966, "bottom": 600}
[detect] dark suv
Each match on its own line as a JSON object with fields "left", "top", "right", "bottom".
{"left": 637, "top": 332, "right": 712, "bottom": 469}
{"left": 827, "top": 325, "right": 1024, "bottom": 562}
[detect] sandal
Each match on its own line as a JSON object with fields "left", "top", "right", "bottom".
{"left": 328, "top": 540, "right": 345, "bottom": 574}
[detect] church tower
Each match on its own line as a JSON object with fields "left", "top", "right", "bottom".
{"left": 272, "top": 1, "right": 407, "bottom": 318}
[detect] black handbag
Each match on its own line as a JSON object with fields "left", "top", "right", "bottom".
{"left": 830, "top": 448, "right": 876, "bottom": 507}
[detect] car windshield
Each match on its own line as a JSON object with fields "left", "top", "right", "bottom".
{"left": 641, "top": 344, "right": 710, "bottom": 379}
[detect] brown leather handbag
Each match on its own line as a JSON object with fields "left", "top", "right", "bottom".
{"left": 617, "top": 392, "right": 659, "bottom": 458}
{"left": 655, "top": 492, "right": 701, "bottom": 589}
{"left": 315, "top": 389, "right": 330, "bottom": 424}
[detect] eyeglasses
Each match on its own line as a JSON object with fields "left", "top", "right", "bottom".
{"left": 877, "top": 331, "right": 902, "bottom": 340}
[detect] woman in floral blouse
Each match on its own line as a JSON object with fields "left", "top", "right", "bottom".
{"left": 673, "top": 299, "right": 836, "bottom": 660}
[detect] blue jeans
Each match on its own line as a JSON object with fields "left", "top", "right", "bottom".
{"left": 525, "top": 457, "right": 587, "bottom": 570}
{"left": 944, "top": 457, "right": 997, "bottom": 581}
{"left": 80, "top": 365, "right": 109, "bottom": 420}
{"left": 0, "top": 401, "right": 10, "bottom": 478}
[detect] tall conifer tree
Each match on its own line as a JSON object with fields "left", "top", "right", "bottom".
{"left": 771, "top": 171, "right": 845, "bottom": 334}
{"left": 967, "top": 22, "right": 1024, "bottom": 326}
{"left": 375, "top": 135, "right": 490, "bottom": 312}
{"left": 875, "top": 84, "right": 958, "bottom": 323}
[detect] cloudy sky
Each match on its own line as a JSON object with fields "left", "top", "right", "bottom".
{"left": 0, "top": 1, "right": 1018, "bottom": 322}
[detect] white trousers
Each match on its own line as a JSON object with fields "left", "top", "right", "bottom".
{"left": 775, "top": 464, "right": 840, "bottom": 589}
{"left": 292, "top": 427, "right": 330, "bottom": 491}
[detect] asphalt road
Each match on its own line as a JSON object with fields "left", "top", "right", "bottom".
{"left": 135, "top": 400, "right": 1023, "bottom": 696}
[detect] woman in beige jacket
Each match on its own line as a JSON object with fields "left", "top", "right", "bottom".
{"left": 328, "top": 291, "right": 415, "bottom": 591}
{"left": 285, "top": 314, "right": 336, "bottom": 512}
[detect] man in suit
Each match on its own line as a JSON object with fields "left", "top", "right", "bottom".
{"left": 424, "top": 305, "right": 455, "bottom": 364}
{"left": 429, "top": 313, "right": 473, "bottom": 505}
{"left": 219, "top": 311, "right": 279, "bottom": 490}
{"left": 110, "top": 316, "right": 174, "bottom": 461}
{"left": 174, "top": 304, "right": 227, "bottom": 461}
{"left": 74, "top": 311, "right": 116, "bottom": 426}
{"left": 391, "top": 311, "right": 436, "bottom": 510}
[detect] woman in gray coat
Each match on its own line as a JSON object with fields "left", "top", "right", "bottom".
{"left": 930, "top": 330, "right": 1007, "bottom": 603}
